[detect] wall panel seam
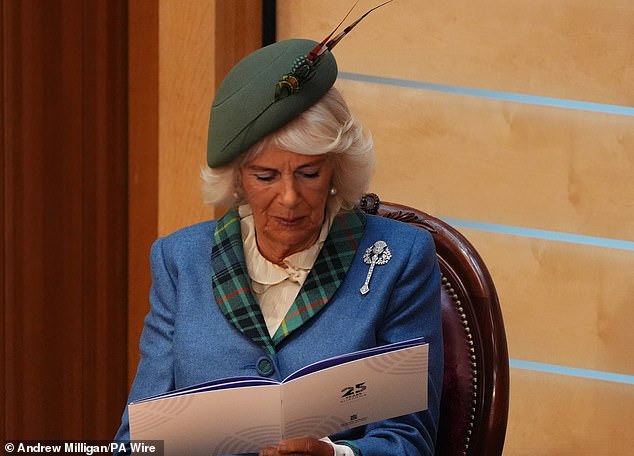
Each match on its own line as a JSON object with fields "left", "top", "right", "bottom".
{"left": 440, "top": 217, "right": 634, "bottom": 252}
{"left": 510, "top": 358, "right": 634, "bottom": 385}
{"left": 339, "top": 72, "right": 634, "bottom": 116}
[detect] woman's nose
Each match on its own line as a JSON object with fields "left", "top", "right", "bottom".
{"left": 278, "top": 177, "right": 301, "bottom": 207}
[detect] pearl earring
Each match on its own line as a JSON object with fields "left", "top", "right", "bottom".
{"left": 329, "top": 187, "right": 338, "bottom": 196}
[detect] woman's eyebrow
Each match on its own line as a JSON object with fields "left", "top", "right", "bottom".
{"left": 246, "top": 164, "right": 278, "bottom": 172}
{"left": 246, "top": 158, "right": 326, "bottom": 172}
{"left": 294, "top": 159, "right": 326, "bottom": 170}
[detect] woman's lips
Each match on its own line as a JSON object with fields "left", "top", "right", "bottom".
{"left": 272, "top": 216, "right": 305, "bottom": 227}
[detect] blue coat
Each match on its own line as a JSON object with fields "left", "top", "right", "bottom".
{"left": 115, "top": 209, "right": 443, "bottom": 456}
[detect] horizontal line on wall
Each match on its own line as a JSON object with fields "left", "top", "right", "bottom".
{"left": 438, "top": 216, "right": 634, "bottom": 252}
{"left": 339, "top": 72, "right": 634, "bottom": 116}
{"left": 510, "top": 359, "right": 634, "bottom": 385}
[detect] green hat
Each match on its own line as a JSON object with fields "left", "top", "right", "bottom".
{"left": 206, "top": 39, "right": 338, "bottom": 167}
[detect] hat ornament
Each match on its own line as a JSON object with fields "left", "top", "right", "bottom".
{"left": 275, "top": 0, "right": 394, "bottom": 101}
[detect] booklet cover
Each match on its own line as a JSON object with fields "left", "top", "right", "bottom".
{"left": 128, "top": 338, "right": 429, "bottom": 455}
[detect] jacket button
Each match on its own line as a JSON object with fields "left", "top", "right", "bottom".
{"left": 256, "top": 356, "right": 275, "bottom": 377}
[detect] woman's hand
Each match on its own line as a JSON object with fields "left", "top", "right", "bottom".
{"left": 259, "top": 438, "right": 334, "bottom": 456}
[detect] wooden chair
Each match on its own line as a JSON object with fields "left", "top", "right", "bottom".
{"left": 359, "top": 193, "right": 510, "bottom": 456}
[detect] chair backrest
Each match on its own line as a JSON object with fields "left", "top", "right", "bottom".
{"left": 359, "top": 193, "right": 510, "bottom": 456}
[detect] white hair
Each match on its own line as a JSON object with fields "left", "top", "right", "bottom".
{"left": 201, "top": 87, "right": 375, "bottom": 209}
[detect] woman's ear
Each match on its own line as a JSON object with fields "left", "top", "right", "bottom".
{"left": 233, "top": 169, "right": 244, "bottom": 202}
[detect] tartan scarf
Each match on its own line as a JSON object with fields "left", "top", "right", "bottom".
{"left": 211, "top": 208, "right": 366, "bottom": 355}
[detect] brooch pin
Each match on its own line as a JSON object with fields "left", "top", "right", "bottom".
{"left": 360, "top": 240, "right": 392, "bottom": 295}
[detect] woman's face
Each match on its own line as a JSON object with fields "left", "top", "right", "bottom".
{"left": 240, "top": 146, "right": 335, "bottom": 264}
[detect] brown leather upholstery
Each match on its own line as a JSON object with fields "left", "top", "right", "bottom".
{"left": 359, "top": 193, "right": 510, "bottom": 456}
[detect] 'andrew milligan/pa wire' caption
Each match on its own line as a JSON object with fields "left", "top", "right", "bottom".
{"left": 4, "top": 440, "right": 163, "bottom": 455}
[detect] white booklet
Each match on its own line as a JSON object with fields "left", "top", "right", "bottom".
{"left": 128, "top": 338, "right": 429, "bottom": 455}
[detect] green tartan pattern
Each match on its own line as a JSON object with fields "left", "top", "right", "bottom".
{"left": 211, "top": 209, "right": 275, "bottom": 355}
{"left": 271, "top": 209, "right": 366, "bottom": 345}
{"left": 210, "top": 208, "right": 367, "bottom": 353}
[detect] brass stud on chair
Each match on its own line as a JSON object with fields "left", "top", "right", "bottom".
{"left": 442, "top": 274, "right": 480, "bottom": 456}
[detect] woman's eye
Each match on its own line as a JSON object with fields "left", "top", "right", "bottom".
{"left": 254, "top": 174, "right": 275, "bottom": 182}
{"left": 300, "top": 171, "right": 320, "bottom": 179}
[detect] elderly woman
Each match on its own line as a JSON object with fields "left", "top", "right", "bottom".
{"left": 115, "top": 38, "right": 443, "bottom": 456}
